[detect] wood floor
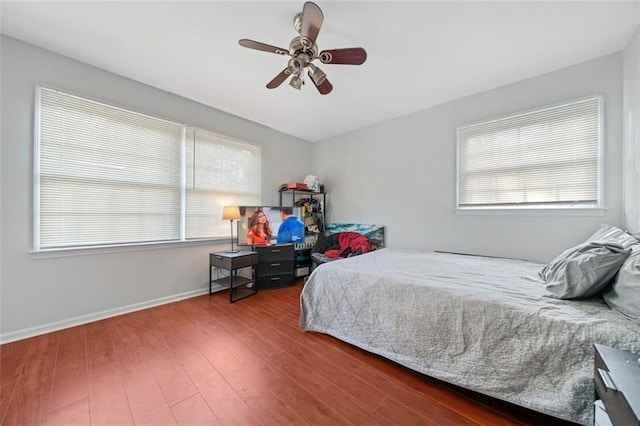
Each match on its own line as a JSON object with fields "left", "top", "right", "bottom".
{"left": 1, "top": 280, "right": 578, "bottom": 425}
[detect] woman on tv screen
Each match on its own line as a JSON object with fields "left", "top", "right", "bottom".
{"left": 246, "top": 209, "right": 273, "bottom": 245}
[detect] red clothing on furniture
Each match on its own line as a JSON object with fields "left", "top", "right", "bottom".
{"left": 324, "top": 232, "right": 371, "bottom": 259}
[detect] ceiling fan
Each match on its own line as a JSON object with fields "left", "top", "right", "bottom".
{"left": 239, "top": 1, "right": 367, "bottom": 95}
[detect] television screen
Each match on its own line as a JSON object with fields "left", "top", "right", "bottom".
{"left": 237, "top": 206, "right": 303, "bottom": 246}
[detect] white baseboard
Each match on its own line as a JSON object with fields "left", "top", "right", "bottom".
{"left": 0, "top": 286, "right": 210, "bottom": 344}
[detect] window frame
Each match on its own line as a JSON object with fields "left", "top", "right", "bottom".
{"left": 33, "top": 85, "right": 262, "bottom": 254}
{"left": 455, "top": 95, "right": 605, "bottom": 215}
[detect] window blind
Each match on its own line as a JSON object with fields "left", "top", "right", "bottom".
{"left": 38, "top": 87, "right": 183, "bottom": 248}
{"left": 457, "top": 96, "right": 601, "bottom": 208}
{"left": 185, "top": 128, "right": 261, "bottom": 239}
{"left": 36, "top": 86, "right": 261, "bottom": 249}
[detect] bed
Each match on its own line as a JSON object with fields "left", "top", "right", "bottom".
{"left": 299, "top": 247, "right": 640, "bottom": 425}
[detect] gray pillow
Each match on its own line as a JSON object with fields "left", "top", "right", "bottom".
{"left": 603, "top": 246, "right": 640, "bottom": 321}
{"left": 541, "top": 241, "right": 631, "bottom": 299}
{"left": 587, "top": 223, "right": 639, "bottom": 249}
{"left": 540, "top": 224, "right": 636, "bottom": 300}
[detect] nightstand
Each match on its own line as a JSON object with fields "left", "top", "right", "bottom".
{"left": 209, "top": 251, "right": 259, "bottom": 303}
{"left": 594, "top": 343, "right": 640, "bottom": 425}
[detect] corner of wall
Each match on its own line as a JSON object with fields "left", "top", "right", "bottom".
{"left": 622, "top": 23, "right": 640, "bottom": 232}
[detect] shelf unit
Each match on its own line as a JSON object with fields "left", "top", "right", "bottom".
{"left": 279, "top": 188, "right": 327, "bottom": 277}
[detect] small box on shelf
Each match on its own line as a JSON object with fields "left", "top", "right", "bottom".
{"left": 286, "top": 182, "right": 308, "bottom": 190}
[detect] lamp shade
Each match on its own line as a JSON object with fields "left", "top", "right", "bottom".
{"left": 222, "top": 206, "right": 241, "bottom": 221}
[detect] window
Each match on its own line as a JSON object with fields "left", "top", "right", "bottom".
{"left": 35, "top": 86, "right": 261, "bottom": 250}
{"left": 185, "top": 128, "right": 261, "bottom": 239}
{"left": 456, "top": 96, "right": 602, "bottom": 210}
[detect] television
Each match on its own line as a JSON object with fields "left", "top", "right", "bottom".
{"left": 236, "top": 206, "right": 304, "bottom": 247}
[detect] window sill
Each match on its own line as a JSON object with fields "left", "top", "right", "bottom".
{"left": 31, "top": 238, "right": 227, "bottom": 259}
{"left": 455, "top": 207, "right": 607, "bottom": 216}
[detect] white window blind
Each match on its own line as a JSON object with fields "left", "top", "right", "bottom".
{"left": 457, "top": 96, "right": 602, "bottom": 208}
{"left": 185, "top": 128, "right": 261, "bottom": 239}
{"left": 36, "top": 86, "right": 261, "bottom": 250}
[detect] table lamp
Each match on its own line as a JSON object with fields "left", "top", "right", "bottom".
{"left": 221, "top": 206, "right": 241, "bottom": 253}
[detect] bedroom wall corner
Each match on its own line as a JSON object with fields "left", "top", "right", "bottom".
{"left": 622, "top": 23, "right": 640, "bottom": 233}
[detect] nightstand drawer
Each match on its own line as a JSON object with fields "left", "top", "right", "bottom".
{"left": 210, "top": 252, "right": 258, "bottom": 269}
{"left": 257, "top": 274, "right": 294, "bottom": 290}
{"left": 258, "top": 260, "right": 294, "bottom": 276}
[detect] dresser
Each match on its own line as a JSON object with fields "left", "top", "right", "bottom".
{"left": 594, "top": 343, "right": 640, "bottom": 425}
{"left": 254, "top": 244, "right": 295, "bottom": 290}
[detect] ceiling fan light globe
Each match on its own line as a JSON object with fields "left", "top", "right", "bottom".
{"left": 287, "top": 58, "right": 302, "bottom": 75}
{"left": 308, "top": 63, "right": 327, "bottom": 85}
{"left": 289, "top": 75, "right": 302, "bottom": 90}
{"left": 297, "top": 53, "right": 312, "bottom": 68}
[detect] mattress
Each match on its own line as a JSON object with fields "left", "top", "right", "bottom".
{"left": 299, "top": 248, "right": 640, "bottom": 425}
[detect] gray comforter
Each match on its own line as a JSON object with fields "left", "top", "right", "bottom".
{"left": 299, "top": 248, "right": 640, "bottom": 425}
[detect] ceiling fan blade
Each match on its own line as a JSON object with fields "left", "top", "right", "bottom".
{"left": 300, "top": 2, "right": 323, "bottom": 49}
{"left": 239, "top": 39, "right": 288, "bottom": 56}
{"left": 310, "top": 72, "right": 333, "bottom": 95}
{"left": 266, "top": 68, "right": 291, "bottom": 89}
{"left": 319, "top": 48, "right": 367, "bottom": 65}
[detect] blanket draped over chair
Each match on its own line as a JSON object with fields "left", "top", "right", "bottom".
{"left": 323, "top": 231, "right": 371, "bottom": 259}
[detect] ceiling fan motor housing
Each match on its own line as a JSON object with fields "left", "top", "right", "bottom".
{"left": 289, "top": 37, "right": 317, "bottom": 67}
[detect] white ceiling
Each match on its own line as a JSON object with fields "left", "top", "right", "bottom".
{"left": 1, "top": 1, "right": 639, "bottom": 142}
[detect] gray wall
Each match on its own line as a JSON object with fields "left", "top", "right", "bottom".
{"left": 0, "top": 34, "right": 634, "bottom": 342}
{"left": 0, "top": 36, "right": 312, "bottom": 342}
{"left": 312, "top": 53, "right": 625, "bottom": 263}
{"left": 623, "top": 26, "right": 640, "bottom": 233}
